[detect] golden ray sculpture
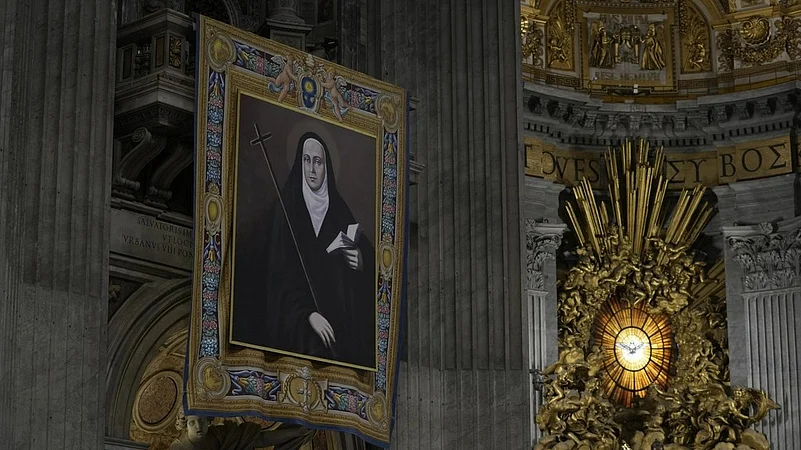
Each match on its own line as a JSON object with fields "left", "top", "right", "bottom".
{"left": 534, "top": 139, "right": 779, "bottom": 450}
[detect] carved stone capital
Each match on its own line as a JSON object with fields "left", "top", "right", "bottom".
{"left": 725, "top": 219, "right": 801, "bottom": 292}
{"left": 525, "top": 219, "right": 566, "bottom": 291}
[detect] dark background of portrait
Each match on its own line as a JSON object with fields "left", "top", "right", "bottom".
{"left": 235, "top": 93, "right": 377, "bottom": 246}
{"left": 231, "top": 92, "right": 377, "bottom": 363}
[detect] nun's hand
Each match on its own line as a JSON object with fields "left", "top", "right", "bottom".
{"left": 309, "top": 312, "right": 336, "bottom": 348}
{"left": 342, "top": 247, "right": 363, "bottom": 271}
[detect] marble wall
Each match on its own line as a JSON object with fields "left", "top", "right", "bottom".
{"left": 0, "top": 0, "right": 116, "bottom": 448}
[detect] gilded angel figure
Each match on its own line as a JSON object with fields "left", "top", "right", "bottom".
{"left": 640, "top": 23, "right": 666, "bottom": 70}
{"left": 589, "top": 21, "right": 616, "bottom": 68}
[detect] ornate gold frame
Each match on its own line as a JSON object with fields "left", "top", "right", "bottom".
{"left": 187, "top": 16, "right": 409, "bottom": 446}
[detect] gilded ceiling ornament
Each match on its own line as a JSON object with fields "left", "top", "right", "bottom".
{"left": 534, "top": 139, "right": 778, "bottom": 450}
{"left": 777, "top": 16, "right": 801, "bottom": 60}
{"left": 739, "top": 16, "right": 771, "bottom": 46}
{"left": 546, "top": 0, "right": 574, "bottom": 71}
{"left": 716, "top": 16, "right": 801, "bottom": 68}
{"left": 679, "top": 0, "right": 711, "bottom": 73}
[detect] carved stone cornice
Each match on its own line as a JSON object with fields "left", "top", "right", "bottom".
{"left": 522, "top": 81, "right": 801, "bottom": 149}
{"left": 725, "top": 218, "right": 801, "bottom": 293}
{"left": 115, "top": 103, "right": 194, "bottom": 138}
{"left": 525, "top": 220, "right": 567, "bottom": 291}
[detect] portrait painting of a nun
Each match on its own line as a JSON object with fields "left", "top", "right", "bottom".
{"left": 231, "top": 93, "right": 378, "bottom": 371}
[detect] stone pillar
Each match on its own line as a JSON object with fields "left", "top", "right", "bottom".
{"left": 525, "top": 220, "right": 566, "bottom": 440}
{"left": 723, "top": 218, "right": 801, "bottom": 448}
{"left": 259, "top": 0, "right": 312, "bottom": 50}
{"left": 379, "top": 0, "right": 527, "bottom": 448}
{"left": 523, "top": 176, "right": 565, "bottom": 224}
{"left": 0, "top": 0, "right": 116, "bottom": 448}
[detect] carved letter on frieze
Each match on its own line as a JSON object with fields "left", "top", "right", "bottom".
{"left": 526, "top": 219, "right": 564, "bottom": 291}
{"left": 726, "top": 222, "right": 801, "bottom": 292}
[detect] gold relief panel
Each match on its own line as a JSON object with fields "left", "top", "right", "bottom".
{"left": 679, "top": 0, "right": 712, "bottom": 73}
{"left": 546, "top": 0, "right": 575, "bottom": 71}
{"left": 579, "top": 6, "right": 676, "bottom": 92}
{"left": 522, "top": 15, "right": 545, "bottom": 67}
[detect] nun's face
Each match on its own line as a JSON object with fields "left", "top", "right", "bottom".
{"left": 302, "top": 138, "right": 326, "bottom": 191}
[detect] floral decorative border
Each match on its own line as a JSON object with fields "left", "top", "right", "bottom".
{"left": 186, "top": 16, "right": 408, "bottom": 447}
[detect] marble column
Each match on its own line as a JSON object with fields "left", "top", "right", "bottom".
{"left": 378, "top": 0, "right": 528, "bottom": 448}
{"left": 723, "top": 218, "right": 801, "bottom": 448}
{"left": 0, "top": 0, "right": 116, "bottom": 448}
{"left": 525, "top": 220, "right": 566, "bottom": 440}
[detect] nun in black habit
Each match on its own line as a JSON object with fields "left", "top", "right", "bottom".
{"left": 260, "top": 132, "right": 376, "bottom": 369}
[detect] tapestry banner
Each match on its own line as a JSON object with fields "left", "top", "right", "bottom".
{"left": 187, "top": 16, "right": 408, "bottom": 447}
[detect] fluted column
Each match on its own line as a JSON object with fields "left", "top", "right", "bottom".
{"left": 379, "top": 0, "right": 527, "bottom": 448}
{"left": 0, "top": 0, "right": 116, "bottom": 448}
{"left": 525, "top": 220, "right": 566, "bottom": 441}
{"left": 723, "top": 218, "right": 801, "bottom": 448}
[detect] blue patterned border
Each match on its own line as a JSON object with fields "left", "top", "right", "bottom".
{"left": 188, "top": 16, "right": 407, "bottom": 447}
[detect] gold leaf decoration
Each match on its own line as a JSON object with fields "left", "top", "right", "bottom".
{"left": 716, "top": 16, "right": 801, "bottom": 69}
{"left": 534, "top": 139, "right": 779, "bottom": 450}
{"left": 546, "top": 0, "right": 574, "bottom": 71}
{"left": 679, "top": 0, "right": 711, "bottom": 73}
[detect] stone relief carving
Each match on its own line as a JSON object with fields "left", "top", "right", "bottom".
{"left": 727, "top": 222, "right": 801, "bottom": 292}
{"left": 526, "top": 219, "right": 564, "bottom": 291}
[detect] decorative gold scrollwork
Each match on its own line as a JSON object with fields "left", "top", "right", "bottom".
{"left": 717, "top": 15, "right": 801, "bottom": 69}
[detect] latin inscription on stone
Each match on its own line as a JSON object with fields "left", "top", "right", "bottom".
{"left": 525, "top": 135, "right": 793, "bottom": 188}
{"left": 111, "top": 208, "right": 193, "bottom": 269}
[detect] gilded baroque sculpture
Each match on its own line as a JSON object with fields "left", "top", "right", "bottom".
{"left": 717, "top": 15, "right": 801, "bottom": 70}
{"left": 679, "top": 0, "right": 711, "bottom": 73}
{"left": 534, "top": 140, "right": 779, "bottom": 450}
{"left": 546, "top": 0, "right": 574, "bottom": 71}
{"left": 170, "top": 408, "right": 314, "bottom": 450}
